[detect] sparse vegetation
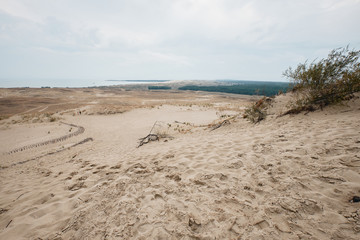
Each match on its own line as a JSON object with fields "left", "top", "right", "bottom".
{"left": 154, "top": 128, "right": 170, "bottom": 138}
{"left": 0, "top": 115, "right": 9, "bottom": 121}
{"left": 283, "top": 46, "right": 360, "bottom": 114}
{"left": 243, "top": 97, "right": 270, "bottom": 123}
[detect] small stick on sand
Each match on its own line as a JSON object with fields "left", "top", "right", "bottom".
{"left": 210, "top": 120, "right": 230, "bottom": 131}
{"left": 6, "top": 220, "right": 12, "bottom": 228}
{"left": 14, "top": 193, "right": 25, "bottom": 201}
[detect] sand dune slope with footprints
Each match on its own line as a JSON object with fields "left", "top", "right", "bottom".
{"left": 1, "top": 95, "right": 360, "bottom": 239}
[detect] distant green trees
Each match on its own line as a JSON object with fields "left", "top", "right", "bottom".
{"left": 148, "top": 86, "right": 172, "bottom": 90}
{"left": 179, "top": 81, "right": 289, "bottom": 96}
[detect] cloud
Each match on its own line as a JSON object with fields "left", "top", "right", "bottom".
{"left": 0, "top": 0, "right": 359, "bottom": 83}
{"left": 0, "top": 0, "right": 42, "bottom": 22}
{"left": 141, "top": 50, "right": 191, "bottom": 66}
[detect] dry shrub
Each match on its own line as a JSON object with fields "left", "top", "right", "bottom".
{"left": 0, "top": 115, "right": 9, "bottom": 121}
{"left": 152, "top": 121, "right": 172, "bottom": 138}
{"left": 283, "top": 46, "right": 360, "bottom": 114}
{"left": 243, "top": 97, "right": 269, "bottom": 123}
{"left": 154, "top": 129, "right": 169, "bottom": 138}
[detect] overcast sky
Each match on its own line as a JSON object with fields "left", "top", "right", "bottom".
{"left": 1, "top": 0, "right": 360, "bottom": 87}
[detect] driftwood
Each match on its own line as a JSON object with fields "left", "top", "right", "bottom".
{"left": 138, "top": 121, "right": 160, "bottom": 148}
{"left": 210, "top": 120, "right": 230, "bottom": 131}
{"left": 137, "top": 121, "right": 173, "bottom": 148}
{"left": 138, "top": 134, "right": 159, "bottom": 147}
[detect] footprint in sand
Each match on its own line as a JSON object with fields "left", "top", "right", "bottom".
{"left": 226, "top": 160, "right": 244, "bottom": 169}
{"left": 90, "top": 165, "right": 108, "bottom": 174}
{"left": 80, "top": 161, "right": 91, "bottom": 169}
{"left": 163, "top": 154, "right": 175, "bottom": 159}
{"left": 77, "top": 176, "right": 88, "bottom": 181}
{"left": 110, "top": 164, "right": 122, "bottom": 169}
{"left": 126, "top": 163, "right": 150, "bottom": 175}
{"left": 30, "top": 208, "right": 48, "bottom": 219}
{"left": 68, "top": 182, "right": 86, "bottom": 191}
{"left": 253, "top": 219, "right": 270, "bottom": 230}
{"left": 166, "top": 174, "right": 182, "bottom": 182}
{"left": 33, "top": 193, "right": 55, "bottom": 205}
{"left": 65, "top": 171, "right": 78, "bottom": 180}
{"left": 96, "top": 165, "right": 108, "bottom": 170}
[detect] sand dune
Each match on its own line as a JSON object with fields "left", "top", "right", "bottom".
{"left": 0, "top": 90, "right": 359, "bottom": 239}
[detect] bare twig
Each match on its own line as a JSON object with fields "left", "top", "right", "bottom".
{"left": 14, "top": 193, "right": 25, "bottom": 201}
{"left": 137, "top": 134, "right": 159, "bottom": 148}
{"left": 149, "top": 121, "right": 158, "bottom": 135}
{"left": 210, "top": 120, "right": 230, "bottom": 131}
{"left": 6, "top": 220, "right": 12, "bottom": 228}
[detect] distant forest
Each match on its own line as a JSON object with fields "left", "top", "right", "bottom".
{"left": 179, "top": 81, "right": 290, "bottom": 96}
{"left": 148, "top": 86, "right": 172, "bottom": 90}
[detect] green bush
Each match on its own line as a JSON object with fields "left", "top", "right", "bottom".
{"left": 283, "top": 46, "right": 360, "bottom": 111}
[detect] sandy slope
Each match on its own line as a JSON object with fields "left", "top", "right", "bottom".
{"left": 1, "top": 94, "right": 360, "bottom": 239}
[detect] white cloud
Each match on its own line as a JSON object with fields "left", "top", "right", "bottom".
{"left": 0, "top": 0, "right": 42, "bottom": 22}
{"left": 0, "top": 0, "right": 359, "bottom": 83}
{"left": 141, "top": 50, "right": 191, "bottom": 66}
{"left": 320, "top": 0, "right": 360, "bottom": 11}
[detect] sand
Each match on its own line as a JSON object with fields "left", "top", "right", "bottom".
{"left": 0, "top": 89, "right": 360, "bottom": 239}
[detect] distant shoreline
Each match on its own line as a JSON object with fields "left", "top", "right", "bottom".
{"left": 105, "top": 80, "right": 171, "bottom": 82}
{"left": 0, "top": 79, "right": 288, "bottom": 88}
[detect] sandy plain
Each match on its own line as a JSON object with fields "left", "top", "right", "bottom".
{"left": 0, "top": 87, "right": 359, "bottom": 239}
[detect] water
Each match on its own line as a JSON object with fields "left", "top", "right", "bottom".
{"left": 0, "top": 79, "right": 170, "bottom": 88}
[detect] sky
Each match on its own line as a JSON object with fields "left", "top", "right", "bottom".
{"left": 0, "top": 0, "right": 360, "bottom": 87}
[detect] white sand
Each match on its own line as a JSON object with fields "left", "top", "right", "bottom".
{"left": 1, "top": 95, "right": 360, "bottom": 239}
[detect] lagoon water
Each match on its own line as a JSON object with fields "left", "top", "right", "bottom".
{"left": 0, "top": 79, "right": 170, "bottom": 88}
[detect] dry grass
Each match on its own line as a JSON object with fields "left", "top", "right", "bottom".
{"left": 243, "top": 97, "right": 272, "bottom": 123}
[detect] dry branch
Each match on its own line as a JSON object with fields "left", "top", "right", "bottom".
{"left": 137, "top": 134, "right": 159, "bottom": 148}
{"left": 137, "top": 121, "right": 172, "bottom": 148}
{"left": 210, "top": 120, "right": 230, "bottom": 131}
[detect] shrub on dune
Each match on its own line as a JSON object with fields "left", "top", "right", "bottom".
{"left": 243, "top": 97, "right": 270, "bottom": 123}
{"left": 283, "top": 46, "right": 360, "bottom": 113}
